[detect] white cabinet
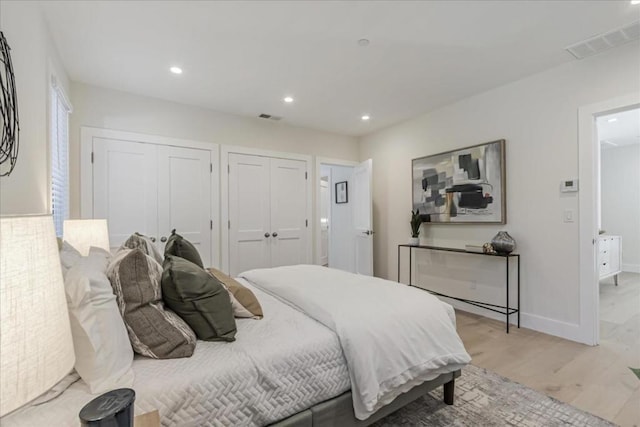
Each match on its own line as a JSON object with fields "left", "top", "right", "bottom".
{"left": 228, "top": 153, "right": 308, "bottom": 276}
{"left": 598, "top": 235, "right": 622, "bottom": 285}
{"left": 90, "top": 136, "right": 214, "bottom": 266}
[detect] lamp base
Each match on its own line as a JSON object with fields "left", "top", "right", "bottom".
{"left": 79, "top": 388, "right": 135, "bottom": 427}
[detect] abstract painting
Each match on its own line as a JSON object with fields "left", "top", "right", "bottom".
{"left": 412, "top": 140, "right": 505, "bottom": 224}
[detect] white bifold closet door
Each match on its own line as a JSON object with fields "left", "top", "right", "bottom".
{"left": 92, "top": 138, "right": 212, "bottom": 265}
{"left": 228, "top": 153, "right": 308, "bottom": 276}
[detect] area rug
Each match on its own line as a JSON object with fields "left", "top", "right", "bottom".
{"left": 373, "top": 364, "right": 616, "bottom": 427}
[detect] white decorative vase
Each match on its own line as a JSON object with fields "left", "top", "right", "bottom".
{"left": 408, "top": 237, "right": 420, "bottom": 246}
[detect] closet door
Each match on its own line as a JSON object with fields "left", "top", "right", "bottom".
{"left": 228, "top": 153, "right": 271, "bottom": 276}
{"left": 270, "top": 158, "right": 308, "bottom": 268}
{"left": 92, "top": 138, "right": 158, "bottom": 250}
{"left": 157, "top": 146, "right": 212, "bottom": 266}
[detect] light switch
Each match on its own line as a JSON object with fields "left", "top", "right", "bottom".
{"left": 563, "top": 210, "right": 574, "bottom": 223}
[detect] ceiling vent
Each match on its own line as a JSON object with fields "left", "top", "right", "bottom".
{"left": 258, "top": 113, "right": 282, "bottom": 121}
{"left": 565, "top": 21, "right": 640, "bottom": 59}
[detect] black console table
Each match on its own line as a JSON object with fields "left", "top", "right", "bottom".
{"left": 397, "top": 244, "right": 520, "bottom": 333}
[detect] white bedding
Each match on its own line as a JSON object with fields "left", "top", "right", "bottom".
{"left": 1, "top": 280, "right": 350, "bottom": 427}
{"left": 241, "top": 265, "right": 471, "bottom": 421}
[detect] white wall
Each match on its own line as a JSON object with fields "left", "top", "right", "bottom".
{"left": 69, "top": 82, "right": 359, "bottom": 218}
{"left": 601, "top": 143, "right": 640, "bottom": 273}
{"left": 358, "top": 41, "right": 640, "bottom": 341}
{"left": 0, "top": 1, "right": 70, "bottom": 214}
{"left": 327, "top": 165, "right": 355, "bottom": 273}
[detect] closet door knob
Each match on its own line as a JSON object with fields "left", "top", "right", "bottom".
{"left": 160, "top": 236, "right": 168, "bottom": 242}
{"left": 150, "top": 237, "right": 156, "bottom": 242}
{"left": 272, "top": 232, "right": 278, "bottom": 237}
{"left": 264, "top": 233, "right": 270, "bottom": 238}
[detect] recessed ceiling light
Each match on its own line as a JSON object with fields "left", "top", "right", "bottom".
{"left": 358, "top": 39, "right": 370, "bottom": 47}
{"left": 607, "top": 117, "right": 618, "bottom": 123}
{"left": 169, "top": 66, "right": 183, "bottom": 74}
{"left": 361, "top": 115, "right": 370, "bottom": 121}
{"left": 283, "top": 96, "right": 294, "bottom": 103}
{"left": 631, "top": 0, "right": 640, "bottom": 5}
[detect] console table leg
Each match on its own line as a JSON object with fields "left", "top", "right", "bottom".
{"left": 506, "top": 257, "right": 510, "bottom": 334}
{"left": 444, "top": 378, "right": 455, "bottom": 405}
{"left": 517, "top": 255, "right": 521, "bottom": 329}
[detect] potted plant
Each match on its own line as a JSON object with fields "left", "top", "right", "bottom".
{"left": 409, "top": 209, "right": 422, "bottom": 245}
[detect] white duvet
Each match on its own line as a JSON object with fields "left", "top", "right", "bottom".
{"left": 241, "top": 265, "right": 472, "bottom": 421}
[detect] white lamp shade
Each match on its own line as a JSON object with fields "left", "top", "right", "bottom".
{"left": 63, "top": 219, "right": 110, "bottom": 256}
{"left": 0, "top": 215, "right": 75, "bottom": 416}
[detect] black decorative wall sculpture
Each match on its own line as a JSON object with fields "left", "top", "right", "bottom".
{"left": 0, "top": 31, "right": 19, "bottom": 177}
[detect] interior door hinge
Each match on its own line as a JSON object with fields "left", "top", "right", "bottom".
{"left": 305, "top": 172, "right": 308, "bottom": 180}
{"left": 228, "top": 164, "right": 230, "bottom": 174}
{"left": 91, "top": 152, "right": 94, "bottom": 163}
{"left": 210, "top": 220, "right": 213, "bottom": 230}
{"left": 210, "top": 163, "right": 213, "bottom": 173}
{"left": 305, "top": 219, "right": 308, "bottom": 227}
{"left": 228, "top": 220, "right": 231, "bottom": 229}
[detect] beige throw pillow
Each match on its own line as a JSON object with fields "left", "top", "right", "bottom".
{"left": 207, "top": 267, "right": 263, "bottom": 319}
{"left": 108, "top": 249, "right": 196, "bottom": 359}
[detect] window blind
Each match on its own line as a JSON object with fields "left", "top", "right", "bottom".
{"left": 51, "top": 82, "right": 71, "bottom": 237}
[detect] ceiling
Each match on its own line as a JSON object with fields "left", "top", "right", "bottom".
{"left": 598, "top": 108, "right": 640, "bottom": 149}
{"left": 40, "top": 1, "right": 640, "bottom": 136}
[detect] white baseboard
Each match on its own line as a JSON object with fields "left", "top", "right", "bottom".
{"left": 444, "top": 299, "right": 588, "bottom": 344}
{"left": 622, "top": 263, "right": 640, "bottom": 273}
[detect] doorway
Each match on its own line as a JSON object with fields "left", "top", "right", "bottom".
{"left": 596, "top": 107, "right": 640, "bottom": 346}
{"left": 315, "top": 158, "right": 374, "bottom": 275}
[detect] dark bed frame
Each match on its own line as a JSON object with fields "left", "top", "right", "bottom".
{"left": 270, "top": 370, "right": 460, "bottom": 427}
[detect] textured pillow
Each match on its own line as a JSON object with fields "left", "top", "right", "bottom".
{"left": 208, "top": 267, "right": 263, "bottom": 319}
{"left": 64, "top": 248, "right": 134, "bottom": 394}
{"left": 162, "top": 256, "right": 236, "bottom": 341}
{"left": 120, "top": 232, "right": 163, "bottom": 265}
{"left": 164, "top": 229, "right": 204, "bottom": 268}
{"left": 107, "top": 248, "right": 196, "bottom": 358}
{"left": 60, "top": 241, "right": 82, "bottom": 278}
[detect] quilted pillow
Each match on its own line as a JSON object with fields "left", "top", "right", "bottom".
{"left": 164, "top": 229, "right": 203, "bottom": 268}
{"left": 162, "top": 256, "right": 236, "bottom": 342}
{"left": 107, "top": 248, "right": 196, "bottom": 359}
{"left": 208, "top": 267, "right": 263, "bottom": 319}
{"left": 120, "top": 232, "right": 163, "bottom": 265}
{"left": 64, "top": 248, "right": 134, "bottom": 393}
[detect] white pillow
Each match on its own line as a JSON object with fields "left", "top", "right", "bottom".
{"left": 59, "top": 241, "right": 82, "bottom": 278}
{"left": 64, "top": 247, "right": 135, "bottom": 394}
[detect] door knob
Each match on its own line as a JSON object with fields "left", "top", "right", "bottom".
{"left": 160, "top": 236, "right": 168, "bottom": 242}
{"left": 272, "top": 232, "right": 278, "bottom": 237}
{"left": 363, "top": 230, "right": 374, "bottom": 235}
{"left": 264, "top": 232, "right": 271, "bottom": 238}
{"left": 150, "top": 237, "right": 156, "bottom": 242}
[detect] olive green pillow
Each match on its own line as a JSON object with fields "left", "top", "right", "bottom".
{"left": 164, "top": 229, "right": 203, "bottom": 268}
{"left": 161, "top": 255, "right": 236, "bottom": 342}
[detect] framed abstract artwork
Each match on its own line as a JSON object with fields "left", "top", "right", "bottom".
{"left": 412, "top": 139, "right": 506, "bottom": 224}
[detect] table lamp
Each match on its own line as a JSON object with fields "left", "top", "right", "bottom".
{"left": 63, "top": 219, "right": 111, "bottom": 256}
{"left": 0, "top": 215, "right": 75, "bottom": 416}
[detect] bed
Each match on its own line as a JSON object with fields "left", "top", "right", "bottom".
{"left": 1, "top": 266, "right": 470, "bottom": 427}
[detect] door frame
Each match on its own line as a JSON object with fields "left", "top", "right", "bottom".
{"left": 314, "top": 157, "right": 359, "bottom": 266}
{"left": 80, "top": 126, "right": 221, "bottom": 268}
{"left": 577, "top": 93, "right": 639, "bottom": 345}
{"left": 221, "top": 145, "right": 312, "bottom": 274}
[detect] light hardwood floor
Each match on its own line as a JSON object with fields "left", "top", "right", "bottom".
{"left": 455, "top": 272, "right": 640, "bottom": 427}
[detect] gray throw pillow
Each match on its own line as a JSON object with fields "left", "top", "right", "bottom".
{"left": 120, "top": 233, "right": 163, "bottom": 265}
{"left": 107, "top": 249, "right": 196, "bottom": 359}
{"left": 162, "top": 255, "right": 236, "bottom": 342}
{"left": 164, "top": 229, "right": 204, "bottom": 268}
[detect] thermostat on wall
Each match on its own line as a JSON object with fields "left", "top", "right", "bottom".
{"left": 560, "top": 179, "right": 579, "bottom": 193}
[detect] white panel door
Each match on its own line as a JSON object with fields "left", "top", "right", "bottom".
{"left": 92, "top": 138, "right": 158, "bottom": 251}
{"left": 157, "top": 146, "right": 212, "bottom": 266}
{"left": 320, "top": 179, "right": 330, "bottom": 266}
{"left": 352, "top": 159, "right": 374, "bottom": 276}
{"left": 228, "top": 153, "right": 271, "bottom": 276}
{"left": 270, "top": 158, "right": 308, "bottom": 268}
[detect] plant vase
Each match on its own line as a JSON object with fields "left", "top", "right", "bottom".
{"left": 408, "top": 237, "right": 420, "bottom": 246}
